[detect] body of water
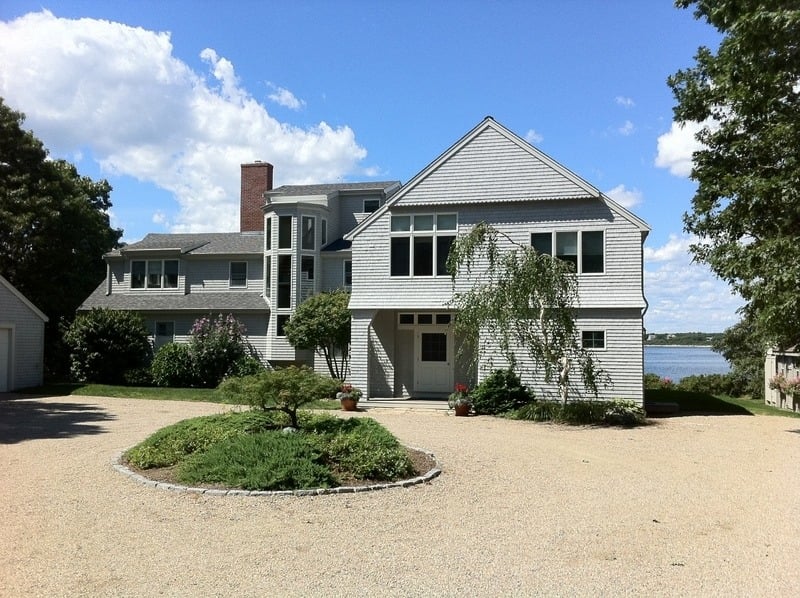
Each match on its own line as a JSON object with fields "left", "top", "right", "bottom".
{"left": 644, "top": 345, "right": 730, "bottom": 382}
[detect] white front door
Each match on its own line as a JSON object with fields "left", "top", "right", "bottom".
{"left": 414, "top": 326, "right": 453, "bottom": 396}
{"left": 0, "top": 328, "right": 10, "bottom": 392}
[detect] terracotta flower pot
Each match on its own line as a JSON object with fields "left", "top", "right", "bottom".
{"left": 340, "top": 397, "right": 358, "bottom": 411}
{"left": 454, "top": 403, "right": 470, "bottom": 417}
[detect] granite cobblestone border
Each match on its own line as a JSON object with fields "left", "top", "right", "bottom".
{"left": 113, "top": 447, "right": 441, "bottom": 497}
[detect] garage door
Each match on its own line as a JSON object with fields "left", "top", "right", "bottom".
{"left": 0, "top": 328, "right": 10, "bottom": 392}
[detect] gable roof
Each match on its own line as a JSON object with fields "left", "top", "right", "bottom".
{"left": 0, "top": 275, "right": 49, "bottom": 322}
{"left": 346, "top": 117, "right": 650, "bottom": 239}
{"left": 105, "top": 232, "right": 264, "bottom": 258}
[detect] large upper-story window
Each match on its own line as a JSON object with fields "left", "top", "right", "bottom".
{"left": 531, "top": 230, "right": 604, "bottom": 274}
{"left": 363, "top": 199, "right": 380, "bottom": 213}
{"left": 266, "top": 217, "right": 272, "bottom": 251}
{"left": 131, "top": 259, "right": 178, "bottom": 289}
{"left": 390, "top": 213, "right": 457, "bottom": 277}
{"left": 230, "top": 261, "right": 247, "bottom": 288}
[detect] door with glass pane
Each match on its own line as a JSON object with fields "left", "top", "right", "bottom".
{"left": 414, "top": 326, "right": 453, "bottom": 395}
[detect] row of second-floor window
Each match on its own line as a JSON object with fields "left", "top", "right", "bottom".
{"left": 531, "top": 231, "right": 604, "bottom": 274}
{"left": 390, "top": 213, "right": 457, "bottom": 277}
{"left": 131, "top": 260, "right": 179, "bottom": 289}
{"left": 131, "top": 259, "right": 250, "bottom": 289}
{"left": 266, "top": 215, "right": 328, "bottom": 250}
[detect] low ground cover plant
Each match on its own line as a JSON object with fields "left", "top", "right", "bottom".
{"left": 124, "top": 411, "right": 416, "bottom": 491}
{"left": 513, "top": 399, "right": 646, "bottom": 426}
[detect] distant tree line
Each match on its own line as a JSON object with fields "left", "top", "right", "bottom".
{"left": 645, "top": 332, "right": 724, "bottom": 346}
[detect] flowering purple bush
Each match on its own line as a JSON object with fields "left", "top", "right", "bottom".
{"left": 190, "top": 314, "right": 250, "bottom": 388}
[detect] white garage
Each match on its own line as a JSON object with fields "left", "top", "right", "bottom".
{"left": 0, "top": 275, "right": 48, "bottom": 392}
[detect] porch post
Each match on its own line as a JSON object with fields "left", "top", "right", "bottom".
{"left": 350, "top": 309, "right": 376, "bottom": 400}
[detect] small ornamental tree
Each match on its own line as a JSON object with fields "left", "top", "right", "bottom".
{"left": 446, "top": 222, "right": 607, "bottom": 405}
{"left": 283, "top": 290, "right": 351, "bottom": 380}
{"left": 63, "top": 308, "right": 151, "bottom": 384}
{"left": 218, "top": 366, "right": 339, "bottom": 429}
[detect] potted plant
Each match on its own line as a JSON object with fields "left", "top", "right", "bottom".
{"left": 337, "top": 383, "right": 362, "bottom": 411}
{"left": 448, "top": 383, "right": 472, "bottom": 416}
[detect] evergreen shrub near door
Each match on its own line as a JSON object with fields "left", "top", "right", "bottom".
{"left": 470, "top": 369, "right": 535, "bottom": 415}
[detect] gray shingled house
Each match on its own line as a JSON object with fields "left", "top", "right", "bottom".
{"left": 78, "top": 117, "right": 650, "bottom": 403}
{"left": 1, "top": 275, "right": 48, "bottom": 391}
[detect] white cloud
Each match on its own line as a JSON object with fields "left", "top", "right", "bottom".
{"left": 618, "top": 120, "right": 635, "bottom": 136}
{"left": 643, "top": 233, "right": 693, "bottom": 262}
{"left": 643, "top": 235, "right": 744, "bottom": 333}
{"left": 525, "top": 129, "right": 543, "bottom": 144}
{"left": 604, "top": 184, "right": 642, "bottom": 209}
{"left": 267, "top": 82, "right": 306, "bottom": 111}
{"left": 615, "top": 96, "right": 635, "bottom": 108}
{"left": 654, "top": 120, "right": 712, "bottom": 177}
{"left": 0, "top": 10, "right": 368, "bottom": 234}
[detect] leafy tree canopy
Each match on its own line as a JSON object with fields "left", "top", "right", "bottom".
{"left": 0, "top": 97, "right": 122, "bottom": 374}
{"left": 668, "top": 2, "right": 800, "bottom": 350}
{"left": 446, "top": 222, "right": 606, "bottom": 404}
{"left": 284, "top": 290, "right": 351, "bottom": 380}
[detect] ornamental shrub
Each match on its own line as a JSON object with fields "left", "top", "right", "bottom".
{"left": 471, "top": 369, "right": 535, "bottom": 415}
{"left": 189, "top": 314, "right": 249, "bottom": 387}
{"left": 218, "top": 365, "right": 340, "bottom": 428}
{"left": 63, "top": 308, "right": 152, "bottom": 384}
{"left": 151, "top": 342, "right": 195, "bottom": 387}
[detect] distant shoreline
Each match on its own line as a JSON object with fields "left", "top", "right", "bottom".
{"left": 645, "top": 344, "right": 714, "bottom": 348}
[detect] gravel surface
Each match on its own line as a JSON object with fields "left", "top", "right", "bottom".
{"left": 1, "top": 394, "right": 799, "bottom": 597}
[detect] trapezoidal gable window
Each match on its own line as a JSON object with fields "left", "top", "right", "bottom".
{"left": 531, "top": 230, "right": 605, "bottom": 274}
{"left": 390, "top": 213, "right": 457, "bottom": 277}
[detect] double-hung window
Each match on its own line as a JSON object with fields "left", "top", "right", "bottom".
{"left": 131, "top": 259, "right": 179, "bottom": 289}
{"left": 531, "top": 230, "right": 605, "bottom": 274}
{"left": 230, "top": 261, "right": 247, "bottom": 288}
{"left": 390, "top": 213, "right": 457, "bottom": 277}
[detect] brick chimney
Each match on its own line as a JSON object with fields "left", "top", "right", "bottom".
{"left": 240, "top": 161, "right": 273, "bottom": 232}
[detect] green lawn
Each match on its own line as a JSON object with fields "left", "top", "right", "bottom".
{"left": 645, "top": 388, "right": 800, "bottom": 418}
{"left": 18, "top": 382, "right": 340, "bottom": 410}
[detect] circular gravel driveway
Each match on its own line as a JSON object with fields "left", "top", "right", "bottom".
{"left": 1, "top": 394, "right": 798, "bottom": 597}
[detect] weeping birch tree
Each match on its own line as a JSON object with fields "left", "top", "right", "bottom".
{"left": 446, "top": 222, "right": 606, "bottom": 405}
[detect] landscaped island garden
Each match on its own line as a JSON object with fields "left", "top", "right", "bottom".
{"left": 123, "top": 410, "right": 434, "bottom": 491}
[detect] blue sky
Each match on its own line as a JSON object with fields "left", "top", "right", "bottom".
{"left": 0, "top": 1, "right": 744, "bottom": 333}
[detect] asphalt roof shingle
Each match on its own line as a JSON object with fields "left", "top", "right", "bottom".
{"left": 105, "top": 232, "right": 264, "bottom": 258}
{"left": 78, "top": 282, "right": 269, "bottom": 312}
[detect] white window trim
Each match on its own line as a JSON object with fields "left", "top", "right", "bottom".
{"left": 398, "top": 312, "right": 453, "bottom": 328}
{"left": 530, "top": 229, "right": 606, "bottom": 275}
{"left": 581, "top": 329, "right": 607, "bottom": 351}
{"left": 363, "top": 198, "right": 380, "bottom": 213}
{"left": 278, "top": 215, "right": 293, "bottom": 249}
{"left": 131, "top": 259, "right": 179, "bottom": 290}
{"left": 229, "top": 261, "right": 248, "bottom": 288}
{"left": 301, "top": 215, "right": 316, "bottom": 250}
{"left": 390, "top": 212, "right": 457, "bottom": 278}
{"left": 343, "top": 259, "right": 352, "bottom": 288}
